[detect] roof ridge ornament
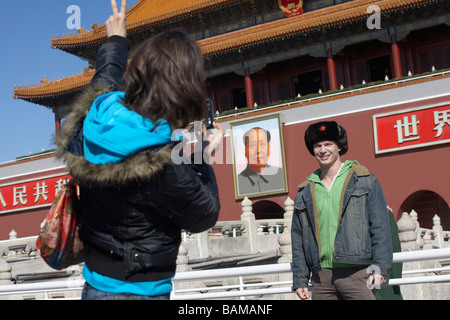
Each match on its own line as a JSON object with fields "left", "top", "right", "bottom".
{"left": 278, "top": 0, "right": 304, "bottom": 18}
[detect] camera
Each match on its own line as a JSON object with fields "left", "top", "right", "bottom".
{"left": 204, "top": 98, "right": 216, "bottom": 129}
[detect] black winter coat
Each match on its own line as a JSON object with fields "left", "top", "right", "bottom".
{"left": 55, "top": 36, "right": 220, "bottom": 282}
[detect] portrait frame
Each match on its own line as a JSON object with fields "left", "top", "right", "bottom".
{"left": 229, "top": 113, "right": 288, "bottom": 200}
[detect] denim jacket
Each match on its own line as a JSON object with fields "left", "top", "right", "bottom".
{"left": 291, "top": 164, "right": 393, "bottom": 289}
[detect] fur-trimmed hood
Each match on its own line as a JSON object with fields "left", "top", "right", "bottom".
{"left": 55, "top": 83, "right": 174, "bottom": 188}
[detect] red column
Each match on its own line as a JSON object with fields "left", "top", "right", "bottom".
{"left": 326, "top": 49, "right": 338, "bottom": 91}
{"left": 55, "top": 112, "right": 61, "bottom": 133}
{"left": 391, "top": 34, "right": 403, "bottom": 78}
{"left": 343, "top": 56, "right": 352, "bottom": 87}
{"left": 244, "top": 67, "right": 254, "bottom": 109}
{"left": 405, "top": 45, "right": 415, "bottom": 75}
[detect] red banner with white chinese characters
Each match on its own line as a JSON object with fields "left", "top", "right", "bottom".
{"left": 373, "top": 103, "right": 450, "bottom": 154}
{"left": 0, "top": 174, "right": 69, "bottom": 214}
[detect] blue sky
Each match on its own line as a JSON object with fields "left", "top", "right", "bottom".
{"left": 0, "top": 1, "right": 138, "bottom": 164}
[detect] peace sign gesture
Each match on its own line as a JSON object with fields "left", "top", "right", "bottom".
{"left": 106, "top": 0, "right": 127, "bottom": 38}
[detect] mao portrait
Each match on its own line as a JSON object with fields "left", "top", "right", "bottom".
{"left": 230, "top": 114, "right": 288, "bottom": 199}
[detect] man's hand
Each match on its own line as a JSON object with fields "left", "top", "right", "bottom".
{"left": 367, "top": 273, "right": 387, "bottom": 289}
{"left": 295, "top": 287, "right": 311, "bottom": 300}
{"left": 106, "top": 0, "right": 127, "bottom": 38}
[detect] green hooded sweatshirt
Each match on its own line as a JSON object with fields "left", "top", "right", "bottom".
{"left": 307, "top": 160, "right": 358, "bottom": 268}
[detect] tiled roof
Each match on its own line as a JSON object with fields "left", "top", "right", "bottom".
{"left": 13, "top": 68, "right": 95, "bottom": 100}
{"left": 199, "top": 0, "right": 433, "bottom": 55}
{"left": 52, "top": 0, "right": 432, "bottom": 50}
{"left": 51, "top": 0, "right": 237, "bottom": 48}
{"left": 16, "top": 0, "right": 437, "bottom": 101}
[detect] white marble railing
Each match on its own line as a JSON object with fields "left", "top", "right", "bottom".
{"left": 407, "top": 210, "right": 450, "bottom": 249}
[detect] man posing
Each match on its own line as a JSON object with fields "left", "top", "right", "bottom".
{"left": 291, "top": 121, "right": 392, "bottom": 300}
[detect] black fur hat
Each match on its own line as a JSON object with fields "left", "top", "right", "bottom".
{"left": 304, "top": 121, "right": 348, "bottom": 156}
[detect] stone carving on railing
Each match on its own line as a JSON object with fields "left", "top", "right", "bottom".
{"left": 0, "top": 249, "right": 12, "bottom": 285}
{"left": 398, "top": 211, "right": 420, "bottom": 252}
{"left": 0, "top": 231, "right": 38, "bottom": 264}
{"left": 407, "top": 210, "right": 450, "bottom": 249}
{"left": 278, "top": 197, "right": 293, "bottom": 264}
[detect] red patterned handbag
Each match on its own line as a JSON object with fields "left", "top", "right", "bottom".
{"left": 36, "top": 179, "right": 84, "bottom": 270}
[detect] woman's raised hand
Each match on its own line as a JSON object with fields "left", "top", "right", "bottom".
{"left": 106, "top": 0, "right": 127, "bottom": 38}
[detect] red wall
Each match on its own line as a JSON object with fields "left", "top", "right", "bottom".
{"left": 1, "top": 96, "right": 449, "bottom": 239}
{"left": 213, "top": 95, "right": 450, "bottom": 223}
{"left": 0, "top": 207, "right": 49, "bottom": 240}
{"left": 0, "top": 165, "right": 67, "bottom": 240}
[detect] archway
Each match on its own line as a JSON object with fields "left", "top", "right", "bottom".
{"left": 400, "top": 190, "right": 450, "bottom": 230}
{"left": 252, "top": 200, "right": 284, "bottom": 220}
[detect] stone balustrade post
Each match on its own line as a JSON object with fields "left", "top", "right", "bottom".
{"left": 277, "top": 197, "right": 296, "bottom": 299}
{"left": 176, "top": 243, "right": 191, "bottom": 272}
{"left": 9, "top": 230, "right": 17, "bottom": 240}
{"left": 240, "top": 197, "right": 258, "bottom": 253}
{"left": 397, "top": 211, "right": 423, "bottom": 299}
{"left": 278, "top": 197, "right": 293, "bottom": 264}
{"left": 0, "top": 250, "right": 12, "bottom": 285}
{"left": 422, "top": 233, "right": 433, "bottom": 250}
{"left": 432, "top": 215, "right": 443, "bottom": 248}
{"left": 409, "top": 210, "right": 422, "bottom": 246}
{"left": 397, "top": 211, "right": 420, "bottom": 252}
{"left": 283, "top": 197, "right": 294, "bottom": 230}
{"left": 409, "top": 210, "right": 419, "bottom": 228}
{"left": 175, "top": 243, "right": 196, "bottom": 298}
{"left": 198, "top": 230, "right": 210, "bottom": 260}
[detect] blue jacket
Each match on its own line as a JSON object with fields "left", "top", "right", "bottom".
{"left": 291, "top": 163, "right": 392, "bottom": 289}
